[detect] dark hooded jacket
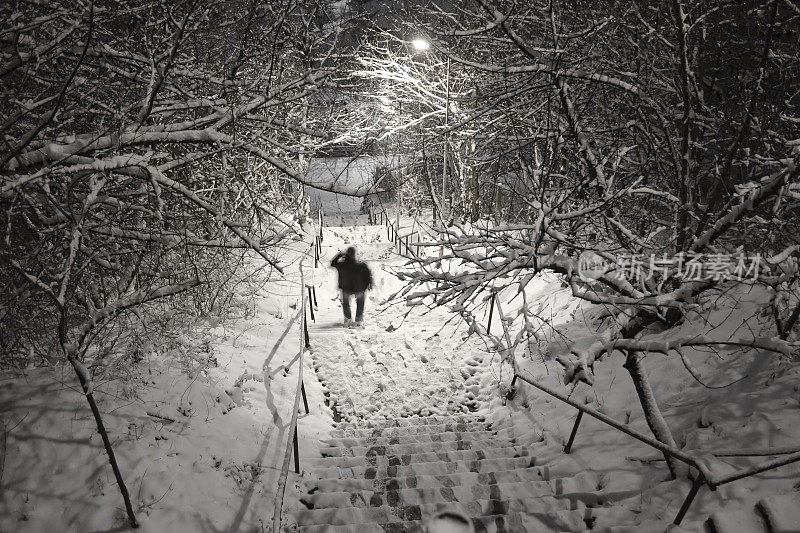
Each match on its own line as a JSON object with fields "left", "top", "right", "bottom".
{"left": 331, "top": 252, "right": 372, "bottom": 293}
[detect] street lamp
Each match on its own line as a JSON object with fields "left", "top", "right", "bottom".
{"left": 411, "top": 38, "right": 430, "bottom": 51}
{"left": 409, "top": 37, "right": 450, "bottom": 222}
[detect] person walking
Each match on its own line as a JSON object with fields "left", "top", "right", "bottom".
{"left": 330, "top": 246, "right": 373, "bottom": 326}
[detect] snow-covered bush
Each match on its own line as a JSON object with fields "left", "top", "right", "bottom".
{"left": 0, "top": 0, "right": 362, "bottom": 525}
{"left": 375, "top": 0, "right": 800, "bottom": 479}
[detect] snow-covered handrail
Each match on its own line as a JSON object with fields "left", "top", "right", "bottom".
{"left": 508, "top": 373, "right": 711, "bottom": 524}
{"left": 508, "top": 372, "right": 800, "bottom": 525}
{"left": 381, "top": 207, "right": 425, "bottom": 259}
{"left": 271, "top": 243, "right": 314, "bottom": 533}
{"left": 509, "top": 374, "right": 709, "bottom": 473}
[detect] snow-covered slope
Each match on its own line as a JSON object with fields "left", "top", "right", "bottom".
{"left": 0, "top": 238, "right": 332, "bottom": 532}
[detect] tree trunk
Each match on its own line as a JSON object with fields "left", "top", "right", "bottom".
{"left": 493, "top": 183, "right": 502, "bottom": 225}
{"left": 623, "top": 350, "right": 688, "bottom": 479}
{"left": 469, "top": 164, "right": 479, "bottom": 222}
{"left": 66, "top": 353, "right": 139, "bottom": 528}
{"left": 0, "top": 418, "right": 6, "bottom": 484}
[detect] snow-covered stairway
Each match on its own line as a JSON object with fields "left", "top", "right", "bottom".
{"left": 291, "top": 222, "right": 697, "bottom": 532}
{"left": 288, "top": 414, "right": 646, "bottom": 533}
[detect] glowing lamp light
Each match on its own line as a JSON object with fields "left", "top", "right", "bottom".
{"left": 411, "top": 38, "right": 430, "bottom": 51}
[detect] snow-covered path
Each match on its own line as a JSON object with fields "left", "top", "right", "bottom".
{"left": 306, "top": 223, "right": 498, "bottom": 422}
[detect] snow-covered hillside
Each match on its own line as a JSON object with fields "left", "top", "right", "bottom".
{"left": 2, "top": 215, "right": 799, "bottom": 532}
{"left": 0, "top": 237, "right": 326, "bottom": 532}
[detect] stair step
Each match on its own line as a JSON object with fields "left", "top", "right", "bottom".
{"left": 494, "top": 426, "right": 546, "bottom": 443}
{"left": 323, "top": 429, "right": 503, "bottom": 448}
{"left": 319, "top": 438, "right": 517, "bottom": 458}
{"left": 314, "top": 468, "right": 552, "bottom": 493}
{"left": 551, "top": 471, "right": 604, "bottom": 494}
{"left": 309, "top": 446, "right": 532, "bottom": 469}
{"left": 294, "top": 503, "right": 633, "bottom": 531}
{"left": 604, "top": 517, "right": 709, "bottom": 533}
{"left": 335, "top": 415, "right": 484, "bottom": 431}
{"left": 303, "top": 481, "right": 593, "bottom": 509}
{"left": 296, "top": 512, "right": 540, "bottom": 533}
{"left": 709, "top": 506, "right": 769, "bottom": 533}
{"left": 537, "top": 457, "right": 587, "bottom": 481}
{"left": 313, "top": 456, "right": 535, "bottom": 480}
{"left": 292, "top": 414, "right": 643, "bottom": 532}
{"left": 294, "top": 497, "right": 590, "bottom": 526}
{"left": 758, "top": 493, "right": 800, "bottom": 533}
{"left": 330, "top": 420, "right": 490, "bottom": 439}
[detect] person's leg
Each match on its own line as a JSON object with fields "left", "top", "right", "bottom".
{"left": 355, "top": 292, "right": 366, "bottom": 322}
{"left": 341, "top": 291, "right": 352, "bottom": 321}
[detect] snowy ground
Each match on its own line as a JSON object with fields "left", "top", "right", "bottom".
{"left": 2, "top": 214, "right": 799, "bottom": 532}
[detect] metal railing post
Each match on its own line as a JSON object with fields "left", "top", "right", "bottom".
{"left": 293, "top": 426, "right": 300, "bottom": 474}
{"left": 311, "top": 286, "right": 318, "bottom": 308}
{"left": 300, "top": 382, "right": 309, "bottom": 415}
{"left": 505, "top": 374, "right": 519, "bottom": 402}
{"left": 487, "top": 292, "right": 496, "bottom": 333}
{"left": 307, "top": 286, "right": 315, "bottom": 322}
{"left": 564, "top": 411, "right": 584, "bottom": 454}
{"left": 314, "top": 237, "right": 319, "bottom": 268}
{"left": 673, "top": 474, "right": 706, "bottom": 525}
{"left": 304, "top": 308, "right": 310, "bottom": 348}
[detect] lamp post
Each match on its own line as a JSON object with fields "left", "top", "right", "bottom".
{"left": 411, "top": 37, "right": 450, "bottom": 222}
{"left": 442, "top": 55, "right": 450, "bottom": 221}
